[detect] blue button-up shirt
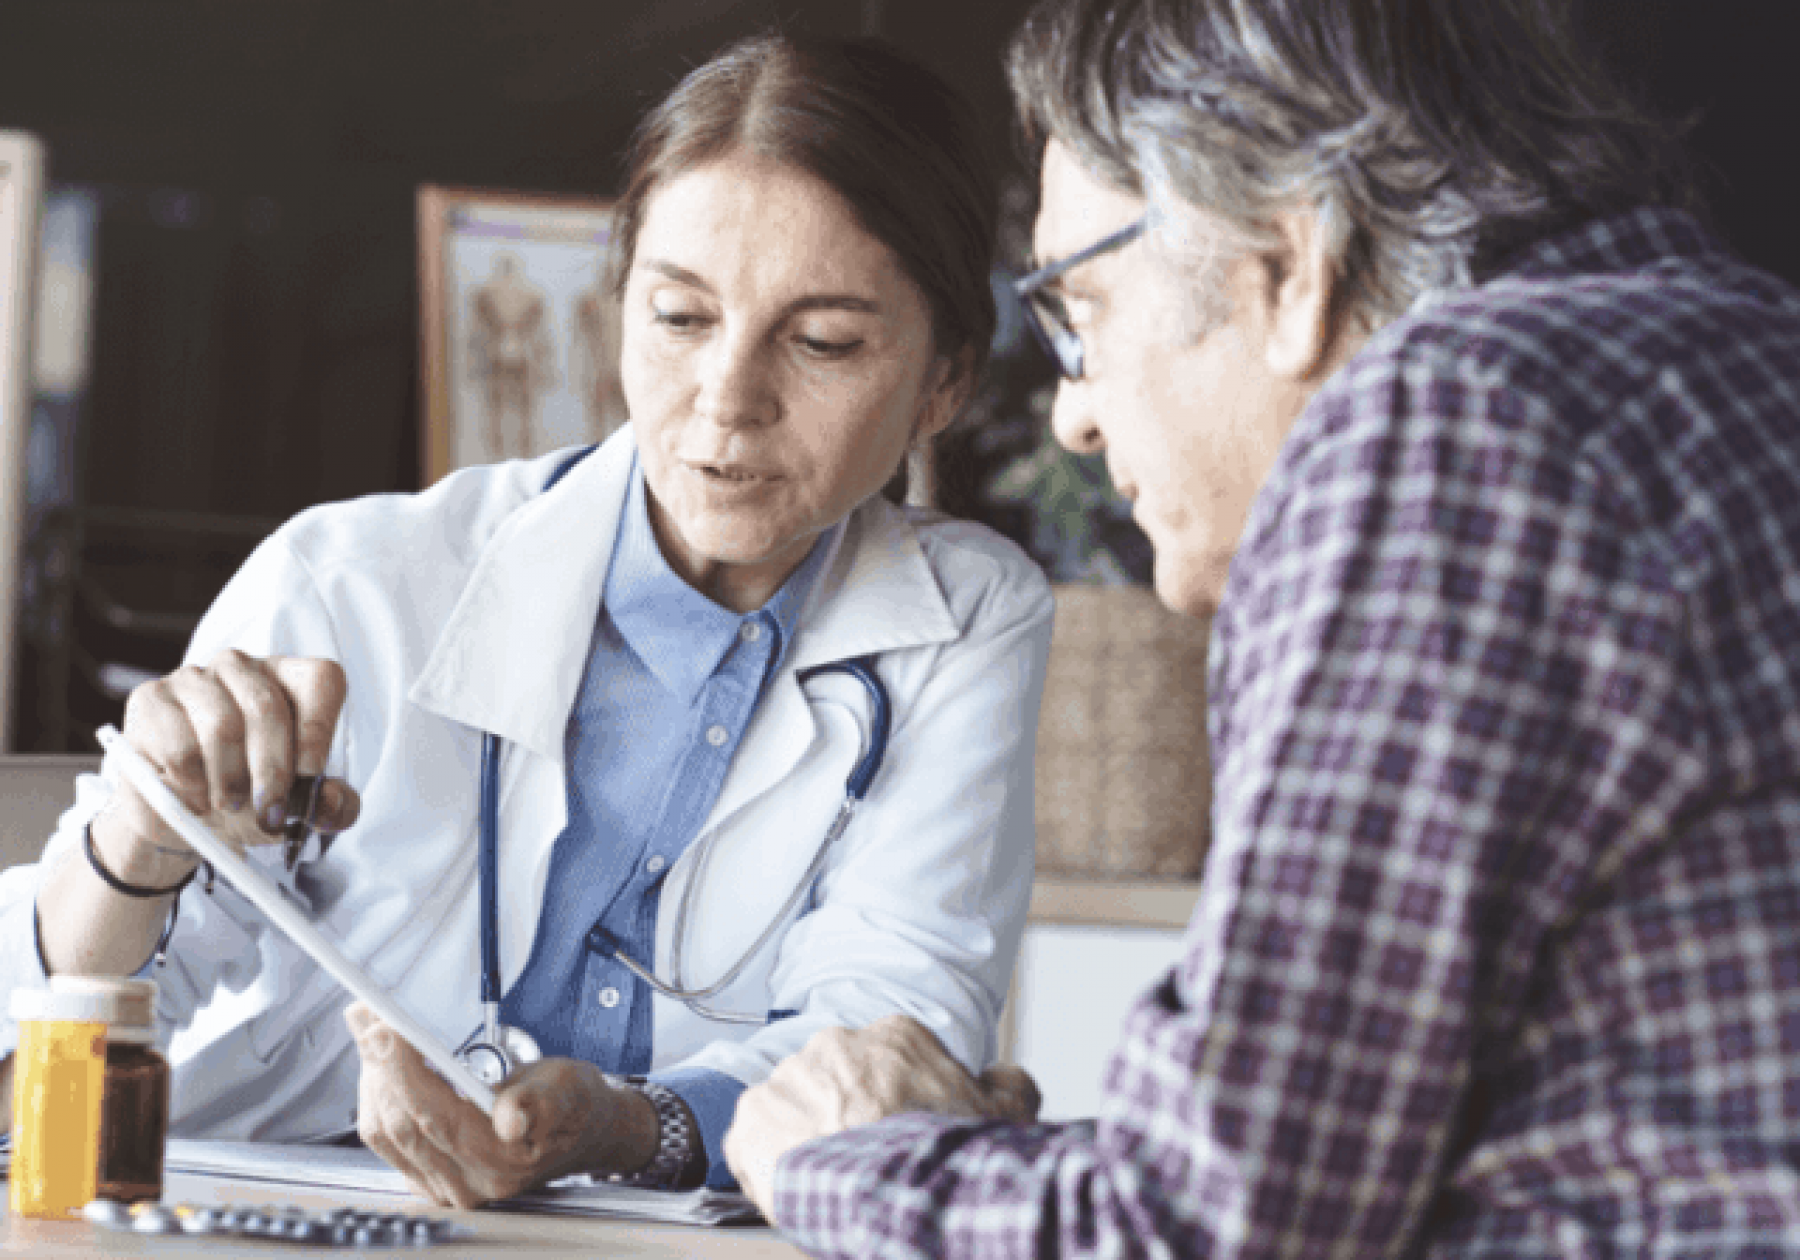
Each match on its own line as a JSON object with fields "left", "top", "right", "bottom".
{"left": 501, "top": 465, "right": 833, "bottom": 1188}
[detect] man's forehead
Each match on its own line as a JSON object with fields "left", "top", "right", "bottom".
{"left": 1032, "top": 141, "right": 1148, "bottom": 265}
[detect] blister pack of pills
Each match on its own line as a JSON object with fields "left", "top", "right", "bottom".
{"left": 82, "top": 1198, "right": 474, "bottom": 1247}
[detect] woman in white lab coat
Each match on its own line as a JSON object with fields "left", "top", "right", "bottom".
{"left": 0, "top": 34, "right": 1051, "bottom": 1205}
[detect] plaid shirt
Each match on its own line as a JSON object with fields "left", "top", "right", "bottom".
{"left": 772, "top": 209, "right": 1800, "bottom": 1258}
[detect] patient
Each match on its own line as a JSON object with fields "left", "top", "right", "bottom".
{"left": 0, "top": 33, "right": 1052, "bottom": 1206}
{"left": 725, "top": 0, "right": 1800, "bottom": 1254}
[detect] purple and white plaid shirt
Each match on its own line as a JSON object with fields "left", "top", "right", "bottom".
{"left": 771, "top": 209, "right": 1800, "bottom": 1258}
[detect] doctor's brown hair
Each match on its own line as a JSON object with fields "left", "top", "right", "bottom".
{"left": 608, "top": 34, "right": 999, "bottom": 384}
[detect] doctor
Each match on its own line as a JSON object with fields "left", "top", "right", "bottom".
{"left": 0, "top": 34, "right": 1052, "bottom": 1205}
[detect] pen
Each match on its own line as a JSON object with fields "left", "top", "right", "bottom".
{"left": 281, "top": 775, "right": 326, "bottom": 872}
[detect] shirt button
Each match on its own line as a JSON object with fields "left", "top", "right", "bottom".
{"left": 598, "top": 987, "right": 621, "bottom": 1009}
{"left": 705, "top": 724, "right": 729, "bottom": 747}
{"left": 645, "top": 854, "right": 666, "bottom": 874}
{"left": 739, "top": 622, "right": 762, "bottom": 643}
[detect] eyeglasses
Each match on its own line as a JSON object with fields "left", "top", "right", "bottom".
{"left": 1012, "top": 217, "right": 1147, "bottom": 381}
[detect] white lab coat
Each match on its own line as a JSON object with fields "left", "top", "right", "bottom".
{"left": 0, "top": 429, "right": 1053, "bottom": 1140}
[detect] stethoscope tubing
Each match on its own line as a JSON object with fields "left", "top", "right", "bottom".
{"left": 475, "top": 654, "right": 890, "bottom": 1035}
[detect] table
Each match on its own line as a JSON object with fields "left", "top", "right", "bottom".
{"left": 1, "top": 1172, "right": 808, "bottom": 1257}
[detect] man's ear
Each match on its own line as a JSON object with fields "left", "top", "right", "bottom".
{"left": 914, "top": 347, "right": 976, "bottom": 444}
{"left": 1258, "top": 205, "right": 1343, "bottom": 383}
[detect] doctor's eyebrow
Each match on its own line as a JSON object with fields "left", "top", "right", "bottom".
{"left": 641, "top": 259, "right": 717, "bottom": 292}
{"left": 639, "top": 259, "right": 882, "bottom": 316}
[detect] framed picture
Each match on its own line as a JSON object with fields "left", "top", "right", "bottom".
{"left": 417, "top": 186, "right": 628, "bottom": 486}
{"left": 0, "top": 131, "right": 45, "bottom": 751}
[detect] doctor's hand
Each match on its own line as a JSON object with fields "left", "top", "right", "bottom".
{"left": 101, "top": 652, "right": 361, "bottom": 883}
{"left": 344, "top": 1003, "right": 664, "bottom": 1209}
{"left": 38, "top": 652, "right": 363, "bottom": 981}
{"left": 723, "top": 1014, "right": 1041, "bottom": 1218}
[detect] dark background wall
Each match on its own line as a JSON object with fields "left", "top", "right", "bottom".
{"left": 0, "top": 0, "right": 1790, "bottom": 748}
{"left": 1, "top": 0, "right": 1787, "bottom": 520}
{"left": 0, "top": 0, "right": 1041, "bottom": 523}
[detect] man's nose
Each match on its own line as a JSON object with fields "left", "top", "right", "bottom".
{"left": 697, "top": 333, "right": 776, "bottom": 427}
{"left": 1048, "top": 381, "right": 1104, "bottom": 455}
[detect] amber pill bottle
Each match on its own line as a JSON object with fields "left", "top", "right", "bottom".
{"left": 48, "top": 977, "right": 169, "bottom": 1204}
{"left": 7, "top": 988, "right": 108, "bottom": 1219}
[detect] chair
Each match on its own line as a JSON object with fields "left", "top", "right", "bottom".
{"left": 18, "top": 505, "right": 277, "bottom": 753}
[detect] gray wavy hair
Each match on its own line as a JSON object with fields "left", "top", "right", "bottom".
{"left": 1007, "top": 0, "right": 1699, "bottom": 326}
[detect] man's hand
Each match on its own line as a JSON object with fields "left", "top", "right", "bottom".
{"left": 344, "top": 1003, "right": 660, "bottom": 1208}
{"left": 724, "top": 1014, "right": 1041, "bottom": 1217}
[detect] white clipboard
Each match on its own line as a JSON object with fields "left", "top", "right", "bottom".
{"left": 94, "top": 725, "right": 499, "bottom": 1115}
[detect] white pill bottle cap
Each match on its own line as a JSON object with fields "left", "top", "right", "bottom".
{"left": 10, "top": 977, "right": 161, "bottom": 1044}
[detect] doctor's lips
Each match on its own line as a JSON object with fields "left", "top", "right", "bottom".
{"left": 686, "top": 459, "right": 780, "bottom": 483}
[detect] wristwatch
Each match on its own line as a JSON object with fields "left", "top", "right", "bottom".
{"left": 609, "top": 1077, "right": 704, "bottom": 1190}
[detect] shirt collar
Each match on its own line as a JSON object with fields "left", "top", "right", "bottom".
{"left": 604, "top": 465, "right": 838, "bottom": 703}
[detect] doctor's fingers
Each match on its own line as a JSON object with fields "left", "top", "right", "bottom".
{"left": 355, "top": 1057, "right": 466, "bottom": 1207}
{"left": 124, "top": 651, "right": 338, "bottom": 832}
{"left": 217, "top": 652, "right": 349, "bottom": 832}
{"left": 124, "top": 666, "right": 256, "bottom": 821}
{"left": 490, "top": 1058, "right": 624, "bottom": 1170}
{"left": 265, "top": 657, "right": 359, "bottom": 834}
{"left": 347, "top": 1007, "right": 519, "bottom": 1206}
{"left": 266, "top": 656, "right": 347, "bottom": 777}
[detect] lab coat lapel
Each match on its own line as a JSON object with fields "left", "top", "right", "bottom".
{"left": 408, "top": 431, "right": 638, "bottom": 986}
{"left": 697, "top": 499, "right": 959, "bottom": 837}
{"left": 409, "top": 431, "right": 635, "bottom": 763}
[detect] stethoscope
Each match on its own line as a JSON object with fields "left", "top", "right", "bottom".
{"left": 454, "top": 448, "right": 896, "bottom": 1085}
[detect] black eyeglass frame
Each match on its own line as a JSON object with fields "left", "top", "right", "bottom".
{"left": 1011, "top": 217, "right": 1149, "bottom": 380}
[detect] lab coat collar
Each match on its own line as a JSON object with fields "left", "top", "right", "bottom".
{"left": 410, "top": 435, "right": 632, "bottom": 763}
{"left": 786, "top": 497, "right": 959, "bottom": 672}
{"left": 409, "top": 429, "right": 958, "bottom": 766}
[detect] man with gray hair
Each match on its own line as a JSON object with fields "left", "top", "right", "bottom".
{"left": 724, "top": 0, "right": 1800, "bottom": 1253}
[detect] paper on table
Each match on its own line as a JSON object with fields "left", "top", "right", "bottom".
{"left": 93, "top": 725, "right": 498, "bottom": 1115}
{"left": 162, "top": 1141, "right": 761, "bottom": 1226}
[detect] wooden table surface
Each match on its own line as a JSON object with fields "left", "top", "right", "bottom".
{"left": 1, "top": 1171, "right": 809, "bottom": 1257}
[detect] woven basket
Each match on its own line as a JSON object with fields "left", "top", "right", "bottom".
{"left": 1034, "top": 585, "right": 1213, "bottom": 880}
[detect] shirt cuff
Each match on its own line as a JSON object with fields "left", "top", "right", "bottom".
{"left": 649, "top": 1065, "right": 746, "bottom": 1191}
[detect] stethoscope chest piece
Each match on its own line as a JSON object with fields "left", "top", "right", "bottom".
{"left": 458, "top": 1022, "right": 542, "bottom": 1087}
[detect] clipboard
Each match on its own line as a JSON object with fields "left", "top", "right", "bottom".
{"left": 94, "top": 726, "right": 499, "bottom": 1115}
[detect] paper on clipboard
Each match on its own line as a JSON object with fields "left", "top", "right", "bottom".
{"left": 0, "top": 1140, "right": 761, "bottom": 1226}
{"left": 93, "top": 725, "right": 498, "bottom": 1115}
{"left": 160, "top": 1141, "right": 762, "bottom": 1225}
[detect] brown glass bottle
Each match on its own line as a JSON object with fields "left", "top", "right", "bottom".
{"left": 96, "top": 1034, "right": 170, "bottom": 1202}
{"left": 48, "top": 977, "right": 169, "bottom": 1204}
